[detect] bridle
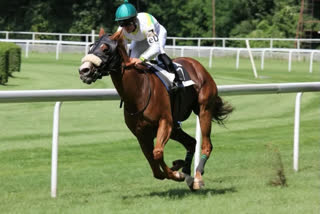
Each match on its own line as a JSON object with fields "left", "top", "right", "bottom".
{"left": 84, "top": 34, "right": 152, "bottom": 116}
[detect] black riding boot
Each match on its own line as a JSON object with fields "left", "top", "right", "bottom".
{"left": 158, "top": 53, "right": 181, "bottom": 84}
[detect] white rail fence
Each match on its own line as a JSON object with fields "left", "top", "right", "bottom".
{"left": 0, "top": 39, "right": 320, "bottom": 78}
{"left": 1, "top": 30, "right": 320, "bottom": 49}
{"left": 0, "top": 82, "right": 320, "bottom": 198}
{"left": 1, "top": 38, "right": 320, "bottom": 77}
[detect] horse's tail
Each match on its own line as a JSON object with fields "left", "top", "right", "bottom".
{"left": 211, "top": 96, "right": 234, "bottom": 126}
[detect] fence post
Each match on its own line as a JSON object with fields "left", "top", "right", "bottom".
{"left": 25, "top": 42, "right": 30, "bottom": 58}
{"left": 288, "top": 50, "right": 293, "bottom": 72}
{"left": 181, "top": 47, "right": 184, "bottom": 57}
{"left": 236, "top": 49, "right": 241, "bottom": 70}
{"left": 56, "top": 42, "right": 61, "bottom": 60}
{"left": 91, "top": 30, "right": 95, "bottom": 43}
{"left": 85, "top": 43, "right": 89, "bottom": 55}
{"left": 245, "top": 40, "right": 258, "bottom": 78}
{"left": 173, "top": 38, "right": 176, "bottom": 57}
{"left": 293, "top": 92, "right": 303, "bottom": 172}
{"left": 32, "top": 33, "right": 36, "bottom": 44}
{"left": 261, "top": 49, "right": 266, "bottom": 70}
{"left": 309, "top": 51, "right": 315, "bottom": 73}
{"left": 270, "top": 39, "right": 273, "bottom": 49}
{"left": 51, "top": 102, "right": 62, "bottom": 198}
{"left": 209, "top": 48, "right": 214, "bottom": 68}
{"left": 197, "top": 39, "right": 201, "bottom": 57}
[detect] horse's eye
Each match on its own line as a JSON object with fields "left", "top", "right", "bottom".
{"left": 100, "top": 44, "right": 109, "bottom": 54}
{"left": 89, "top": 43, "right": 95, "bottom": 51}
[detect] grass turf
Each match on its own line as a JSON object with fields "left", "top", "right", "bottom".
{"left": 0, "top": 53, "right": 319, "bottom": 213}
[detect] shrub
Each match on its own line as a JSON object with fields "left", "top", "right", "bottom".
{"left": 0, "top": 44, "right": 9, "bottom": 84}
{"left": 0, "top": 42, "right": 21, "bottom": 84}
{"left": 7, "top": 43, "right": 21, "bottom": 74}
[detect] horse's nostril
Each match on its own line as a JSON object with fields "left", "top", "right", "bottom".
{"left": 79, "top": 68, "right": 90, "bottom": 74}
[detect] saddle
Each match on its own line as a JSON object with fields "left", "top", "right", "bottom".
{"left": 144, "top": 61, "right": 195, "bottom": 92}
{"left": 145, "top": 60, "right": 198, "bottom": 122}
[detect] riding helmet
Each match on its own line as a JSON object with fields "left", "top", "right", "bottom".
{"left": 115, "top": 0, "right": 137, "bottom": 21}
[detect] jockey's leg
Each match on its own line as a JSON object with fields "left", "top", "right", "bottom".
{"left": 158, "top": 53, "right": 181, "bottom": 83}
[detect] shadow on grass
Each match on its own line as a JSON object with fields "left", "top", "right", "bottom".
{"left": 122, "top": 187, "right": 236, "bottom": 200}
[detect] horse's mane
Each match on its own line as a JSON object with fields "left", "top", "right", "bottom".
{"left": 109, "top": 30, "right": 130, "bottom": 64}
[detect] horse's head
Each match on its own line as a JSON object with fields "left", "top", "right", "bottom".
{"left": 79, "top": 29, "right": 123, "bottom": 84}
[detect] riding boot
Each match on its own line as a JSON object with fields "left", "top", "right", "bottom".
{"left": 158, "top": 53, "right": 182, "bottom": 87}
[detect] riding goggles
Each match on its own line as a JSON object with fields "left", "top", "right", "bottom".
{"left": 118, "top": 20, "right": 134, "bottom": 27}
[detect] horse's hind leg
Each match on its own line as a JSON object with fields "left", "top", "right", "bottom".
{"left": 170, "top": 123, "right": 196, "bottom": 175}
{"left": 194, "top": 102, "right": 214, "bottom": 190}
{"left": 137, "top": 136, "right": 166, "bottom": 180}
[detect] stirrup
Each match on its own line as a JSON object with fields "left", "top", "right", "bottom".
{"left": 171, "top": 81, "right": 182, "bottom": 91}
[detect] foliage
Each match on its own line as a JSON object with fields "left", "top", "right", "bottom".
{"left": 0, "top": 42, "right": 21, "bottom": 84}
{"left": 0, "top": 0, "right": 318, "bottom": 46}
{"left": 0, "top": 44, "right": 9, "bottom": 84}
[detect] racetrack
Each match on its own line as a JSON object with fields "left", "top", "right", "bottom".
{"left": 0, "top": 53, "right": 319, "bottom": 213}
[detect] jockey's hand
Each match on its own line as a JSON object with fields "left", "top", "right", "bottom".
{"left": 130, "top": 57, "right": 142, "bottom": 66}
{"left": 128, "top": 57, "right": 147, "bottom": 70}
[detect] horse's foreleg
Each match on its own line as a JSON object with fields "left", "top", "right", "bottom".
{"left": 153, "top": 118, "right": 172, "bottom": 160}
{"left": 137, "top": 136, "right": 166, "bottom": 180}
{"left": 194, "top": 105, "right": 213, "bottom": 189}
{"left": 154, "top": 118, "right": 185, "bottom": 181}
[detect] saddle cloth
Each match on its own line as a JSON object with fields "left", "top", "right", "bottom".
{"left": 145, "top": 61, "right": 195, "bottom": 91}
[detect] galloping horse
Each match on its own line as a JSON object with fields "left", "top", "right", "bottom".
{"left": 79, "top": 29, "right": 233, "bottom": 190}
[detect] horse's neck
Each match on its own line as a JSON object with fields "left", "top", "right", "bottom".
{"left": 109, "top": 32, "right": 148, "bottom": 108}
{"left": 111, "top": 69, "right": 147, "bottom": 108}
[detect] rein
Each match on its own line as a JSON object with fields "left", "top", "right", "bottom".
{"left": 121, "top": 65, "right": 152, "bottom": 116}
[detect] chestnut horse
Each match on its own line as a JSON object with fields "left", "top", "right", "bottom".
{"left": 79, "top": 29, "right": 233, "bottom": 190}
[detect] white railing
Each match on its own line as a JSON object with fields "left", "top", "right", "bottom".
{"left": 0, "top": 82, "right": 319, "bottom": 197}
{"left": 1, "top": 30, "right": 320, "bottom": 49}
{"left": 0, "top": 30, "right": 95, "bottom": 43}
{"left": 166, "top": 46, "right": 320, "bottom": 73}
{"left": 168, "top": 37, "right": 320, "bottom": 49}
{"left": 0, "top": 39, "right": 90, "bottom": 59}
{"left": 1, "top": 38, "right": 320, "bottom": 76}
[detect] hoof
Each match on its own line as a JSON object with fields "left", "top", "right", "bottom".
{"left": 171, "top": 159, "right": 185, "bottom": 171}
{"left": 172, "top": 171, "right": 185, "bottom": 182}
{"left": 184, "top": 174, "right": 196, "bottom": 191}
{"left": 193, "top": 177, "right": 205, "bottom": 190}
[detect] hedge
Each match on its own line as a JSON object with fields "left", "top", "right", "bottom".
{"left": 0, "top": 45, "right": 9, "bottom": 84}
{"left": 0, "top": 42, "right": 21, "bottom": 85}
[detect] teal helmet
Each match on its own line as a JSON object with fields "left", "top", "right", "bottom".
{"left": 115, "top": 0, "right": 137, "bottom": 21}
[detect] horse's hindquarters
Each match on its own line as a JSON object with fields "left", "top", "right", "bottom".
{"left": 171, "top": 86, "right": 198, "bottom": 122}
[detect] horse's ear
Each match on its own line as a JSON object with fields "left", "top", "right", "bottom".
{"left": 99, "top": 28, "right": 105, "bottom": 38}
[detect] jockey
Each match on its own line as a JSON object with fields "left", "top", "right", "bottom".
{"left": 115, "top": 0, "right": 181, "bottom": 84}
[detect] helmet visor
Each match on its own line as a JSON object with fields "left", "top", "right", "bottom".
{"left": 118, "top": 18, "right": 135, "bottom": 27}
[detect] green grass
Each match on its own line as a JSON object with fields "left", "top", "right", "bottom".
{"left": 0, "top": 53, "right": 319, "bottom": 213}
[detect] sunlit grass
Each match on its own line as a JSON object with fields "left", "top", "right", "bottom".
{"left": 0, "top": 53, "right": 319, "bottom": 213}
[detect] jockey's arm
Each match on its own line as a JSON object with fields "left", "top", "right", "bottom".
{"left": 139, "top": 30, "right": 161, "bottom": 61}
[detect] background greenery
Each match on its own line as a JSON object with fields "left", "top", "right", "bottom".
{"left": 0, "top": 53, "right": 319, "bottom": 213}
{"left": 1, "top": 0, "right": 319, "bottom": 40}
